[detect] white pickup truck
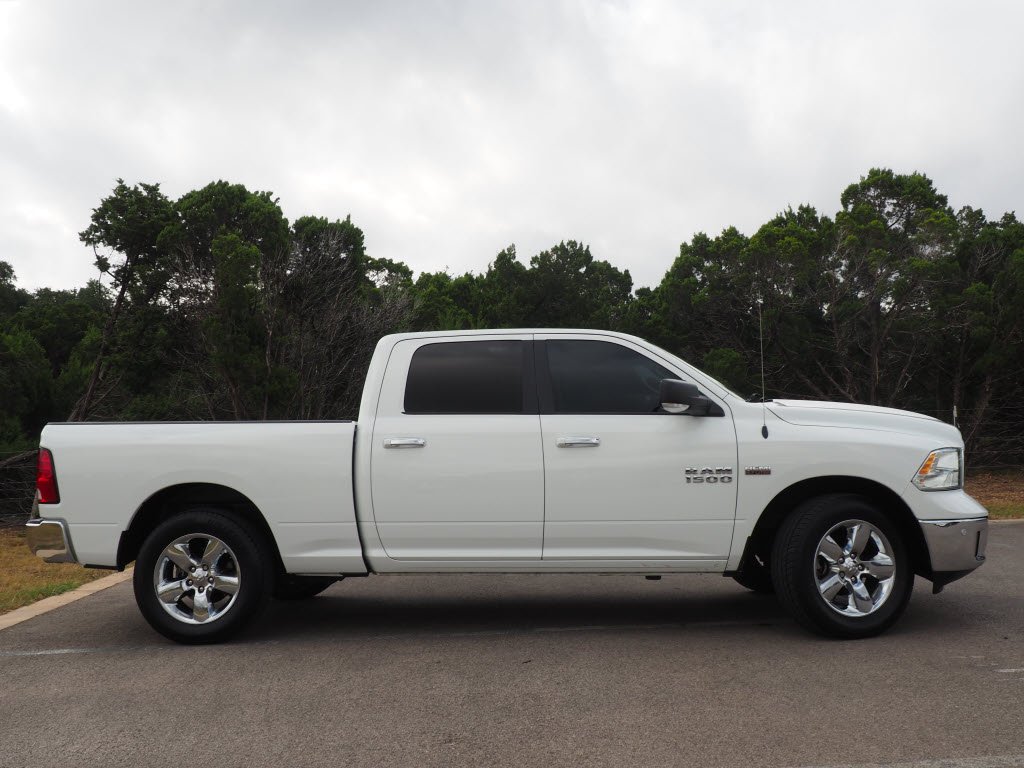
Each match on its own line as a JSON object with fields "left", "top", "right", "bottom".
{"left": 26, "top": 329, "right": 988, "bottom": 643}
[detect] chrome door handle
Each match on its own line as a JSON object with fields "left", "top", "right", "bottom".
{"left": 383, "top": 438, "right": 426, "bottom": 449}
{"left": 556, "top": 436, "right": 601, "bottom": 448}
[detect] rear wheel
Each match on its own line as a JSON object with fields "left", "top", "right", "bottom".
{"left": 771, "top": 494, "right": 913, "bottom": 639}
{"left": 133, "top": 507, "right": 272, "bottom": 644}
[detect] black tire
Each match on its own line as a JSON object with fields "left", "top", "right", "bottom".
{"left": 771, "top": 494, "right": 914, "bottom": 639}
{"left": 732, "top": 555, "right": 775, "bottom": 594}
{"left": 133, "top": 507, "right": 273, "bottom": 644}
{"left": 273, "top": 575, "right": 339, "bottom": 600}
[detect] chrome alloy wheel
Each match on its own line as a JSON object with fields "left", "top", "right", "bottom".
{"left": 814, "top": 519, "right": 896, "bottom": 617}
{"left": 153, "top": 533, "right": 241, "bottom": 625}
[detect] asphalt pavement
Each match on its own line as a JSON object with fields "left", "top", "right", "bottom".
{"left": 2, "top": 522, "right": 1022, "bottom": 768}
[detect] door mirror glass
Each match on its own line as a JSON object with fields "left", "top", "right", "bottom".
{"left": 660, "top": 379, "right": 722, "bottom": 417}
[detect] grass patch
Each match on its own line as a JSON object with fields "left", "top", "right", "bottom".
{"left": 964, "top": 471, "right": 1024, "bottom": 519}
{"left": 0, "top": 528, "right": 110, "bottom": 614}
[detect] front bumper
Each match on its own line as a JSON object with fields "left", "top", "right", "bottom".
{"left": 919, "top": 516, "right": 987, "bottom": 591}
{"left": 25, "top": 508, "right": 77, "bottom": 564}
{"left": 902, "top": 488, "right": 988, "bottom": 590}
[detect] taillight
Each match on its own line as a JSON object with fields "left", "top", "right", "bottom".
{"left": 36, "top": 449, "right": 60, "bottom": 504}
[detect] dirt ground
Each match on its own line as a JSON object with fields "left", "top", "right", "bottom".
{"left": 0, "top": 528, "right": 108, "bottom": 613}
{"left": 965, "top": 470, "right": 1024, "bottom": 518}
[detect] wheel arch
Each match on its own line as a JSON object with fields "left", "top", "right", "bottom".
{"left": 117, "top": 483, "right": 282, "bottom": 572}
{"left": 740, "top": 476, "right": 932, "bottom": 578}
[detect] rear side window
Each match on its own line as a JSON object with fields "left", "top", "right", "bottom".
{"left": 405, "top": 341, "right": 525, "bottom": 414}
{"left": 546, "top": 339, "right": 674, "bottom": 414}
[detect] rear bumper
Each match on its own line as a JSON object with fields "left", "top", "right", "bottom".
{"left": 25, "top": 509, "right": 77, "bottom": 564}
{"left": 919, "top": 516, "right": 987, "bottom": 587}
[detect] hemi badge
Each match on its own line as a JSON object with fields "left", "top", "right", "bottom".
{"left": 745, "top": 467, "right": 771, "bottom": 475}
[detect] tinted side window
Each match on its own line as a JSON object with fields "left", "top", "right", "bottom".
{"left": 546, "top": 340, "right": 674, "bottom": 414}
{"left": 405, "top": 341, "right": 524, "bottom": 414}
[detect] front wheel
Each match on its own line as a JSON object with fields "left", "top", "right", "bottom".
{"left": 771, "top": 494, "right": 913, "bottom": 639}
{"left": 133, "top": 507, "right": 273, "bottom": 644}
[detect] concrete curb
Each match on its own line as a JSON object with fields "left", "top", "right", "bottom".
{"left": 0, "top": 568, "right": 133, "bottom": 632}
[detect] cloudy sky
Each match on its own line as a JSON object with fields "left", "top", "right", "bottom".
{"left": 1, "top": 1, "right": 1021, "bottom": 292}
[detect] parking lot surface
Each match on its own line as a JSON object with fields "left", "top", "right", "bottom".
{"left": 2, "top": 522, "right": 1022, "bottom": 768}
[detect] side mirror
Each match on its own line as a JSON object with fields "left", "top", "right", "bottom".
{"left": 659, "top": 379, "right": 723, "bottom": 417}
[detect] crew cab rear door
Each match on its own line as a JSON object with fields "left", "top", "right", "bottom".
{"left": 536, "top": 334, "right": 737, "bottom": 561}
{"left": 369, "top": 334, "right": 544, "bottom": 560}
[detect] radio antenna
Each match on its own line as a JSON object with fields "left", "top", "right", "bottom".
{"left": 757, "top": 292, "right": 768, "bottom": 439}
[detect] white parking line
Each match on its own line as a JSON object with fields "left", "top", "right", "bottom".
{"left": 796, "top": 756, "right": 1024, "bottom": 768}
{"left": 0, "top": 646, "right": 146, "bottom": 657}
{"left": 0, "top": 617, "right": 778, "bottom": 657}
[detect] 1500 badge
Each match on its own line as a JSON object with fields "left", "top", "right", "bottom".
{"left": 684, "top": 467, "right": 733, "bottom": 484}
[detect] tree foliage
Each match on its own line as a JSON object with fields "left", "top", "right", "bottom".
{"left": 2, "top": 169, "right": 1023, "bottom": 466}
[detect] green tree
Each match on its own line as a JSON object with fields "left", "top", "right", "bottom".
{"left": 165, "top": 183, "right": 293, "bottom": 419}
{"left": 75, "top": 180, "right": 174, "bottom": 419}
{"left": 630, "top": 227, "right": 750, "bottom": 372}
{"left": 926, "top": 209, "right": 1024, "bottom": 455}
{"left": 0, "top": 261, "right": 29, "bottom": 321}
{"left": 0, "top": 328, "right": 52, "bottom": 451}
{"left": 524, "top": 241, "right": 633, "bottom": 328}
{"left": 31, "top": 169, "right": 1024, "bottom": 470}
{"left": 828, "top": 169, "right": 957, "bottom": 404}
{"left": 283, "top": 215, "right": 410, "bottom": 418}
{"left": 411, "top": 271, "right": 478, "bottom": 330}
{"left": 9, "top": 282, "right": 107, "bottom": 375}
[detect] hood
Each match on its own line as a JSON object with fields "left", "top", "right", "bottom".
{"left": 767, "top": 399, "right": 962, "bottom": 443}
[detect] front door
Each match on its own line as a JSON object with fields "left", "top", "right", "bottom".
{"left": 537, "top": 335, "right": 737, "bottom": 561}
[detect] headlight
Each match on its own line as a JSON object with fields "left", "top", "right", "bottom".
{"left": 912, "top": 448, "right": 962, "bottom": 491}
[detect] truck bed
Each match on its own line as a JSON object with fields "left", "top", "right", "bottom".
{"left": 40, "top": 421, "right": 365, "bottom": 574}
